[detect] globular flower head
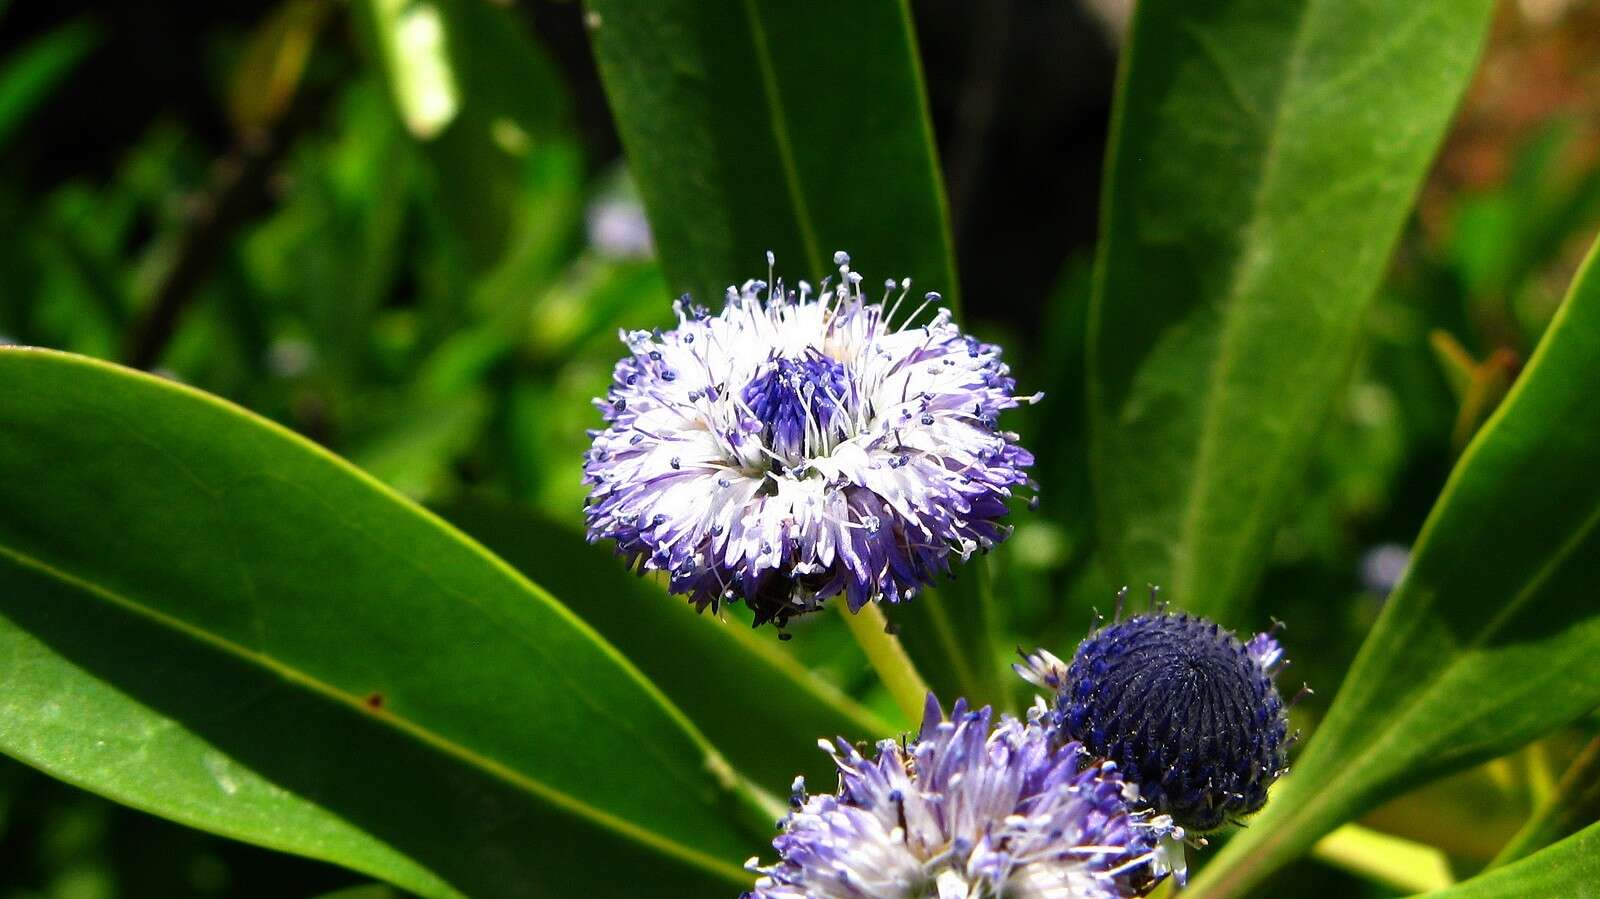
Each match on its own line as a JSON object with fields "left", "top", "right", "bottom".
{"left": 745, "top": 695, "right": 1174, "bottom": 899}
{"left": 1019, "top": 596, "right": 1293, "bottom": 831}
{"left": 583, "top": 252, "right": 1038, "bottom": 626}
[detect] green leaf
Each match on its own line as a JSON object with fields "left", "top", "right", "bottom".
{"left": 0, "top": 349, "right": 761, "bottom": 896}
{"left": 1088, "top": 0, "right": 1495, "bottom": 624}
{"left": 438, "top": 495, "right": 897, "bottom": 789}
{"left": 1412, "top": 822, "right": 1600, "bottom": 899}
{"left": 0, "top": 19, "right": 99, "bottom": 153}
{"left": 584, "top": 0, "right": 957, "bottom": 308}
{"left": 1187, "top": 239, "right": 1600, "bottom": 898}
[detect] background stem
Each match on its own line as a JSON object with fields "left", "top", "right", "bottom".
{"left": 838, "top": 600, "right": 932, "bottom": 725}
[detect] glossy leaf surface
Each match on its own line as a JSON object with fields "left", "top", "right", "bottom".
{"left": 1089, "top": 0, "right": 1496, "bottom": 623}
{"left": 0, "top": 349, "right": 759, "bottom": 896}
{"left": 440, "top": 495, "right": 896, "bottom": 788}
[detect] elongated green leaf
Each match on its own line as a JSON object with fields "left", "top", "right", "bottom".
{"left": 1089, "top": 0, "right": 1495, "bottom": 623}
{"left": 585, "top": 0, "right": 957, "bottom": 308}
{"left": 439, "top": 495, "right": 896, "bottom": 789}
{"left": 1188, "top": 241, "right": 1600, "bottom": 898}
{"left": 0, "top": 569, "right": 453, "bottom": 899}
{"left": 0, "top": 349, "right": 760, "bottom": 896}
{"left": 1413, "top": 822, "right": 1600, "bottom": 899}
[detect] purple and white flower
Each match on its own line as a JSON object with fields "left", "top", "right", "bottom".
{"left": 583, "top": 252, "right": 1038, "bottom": 625}
{"left": 744, "top": 695, "right": 1174, "bottom": 898}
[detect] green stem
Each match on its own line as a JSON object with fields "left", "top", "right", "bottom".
{"left": 839, "top": 600, "right": 932, "bottom": 725}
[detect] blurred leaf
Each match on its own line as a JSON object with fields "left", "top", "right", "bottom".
{"left": 1188, "top": 239, "right": 1600, "bottom": 898}
{"left": 1311, "top": 823, "right": 1454, "bottom": 894}
{"left": 0, "top": 348, "right": 764, "bottom": 896}
{"left": 360, "top": 0, "right": 458, "bottom": 139}
{"left": 1035, "top": 257, "right": 1096, "bottom": 547}
{"left": 1414, "top": 822, "right": 1599, "bottom": 899}
{"left": 0, "top": 18, "right": 99, "bottom": 154}
{"left": 1342, "top": 759, "right": 1524, "bottom": 865}
{"left": 521, "top": 258, "right": 666, "bottom": 364}
{"left": 359, "top": 0, "right": 570, "bottom": 272}
{"left": 244, "top": 80, "right": 411, "bottom": 376}
{"left": 467, "top": 139, "right": 586, "bottom": 323}
{"left": 1452, "top": 122, "right": 1600, "bottom": 335}
{"left": 440, "top": 495, "right": 897, "bottom": 789}
{"left": 1488, "top": 735, "right": 1600, "bottom": 869}
{"left": 585, "top": 0, "right": 957, "bottom": 307}
{"left": 410, "top": 138, "right": 587, "bottom": 392}
{"left": 424, "top": 3, "right": 569, "bottom": 273}
{"left": 1088, "top": 0, "right": 1495, "bottom": 624}
{"left": 228, "top": 0, "right": 330, "bottom": 132}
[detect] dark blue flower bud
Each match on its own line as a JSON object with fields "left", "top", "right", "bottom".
{"left": 1034, "top": 603, "right": 1293, "bottom": 831}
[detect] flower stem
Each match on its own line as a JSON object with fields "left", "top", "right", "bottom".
{"left": 838, "top": 601, "right": 932, "bottom": 725}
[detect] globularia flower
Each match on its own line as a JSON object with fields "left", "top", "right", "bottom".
{"left": 1018, "top": 592, "right": 1294, "bottom": 832}
{"left": 744, "top": 695, "right": 1175, "bottom": 899}
{"left": 584, "top": 252, "right": 1038, "bottom": 625}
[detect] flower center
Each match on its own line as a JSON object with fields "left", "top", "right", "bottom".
{"left": 741, "top": 352, "right": 852, "bottom": 464}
